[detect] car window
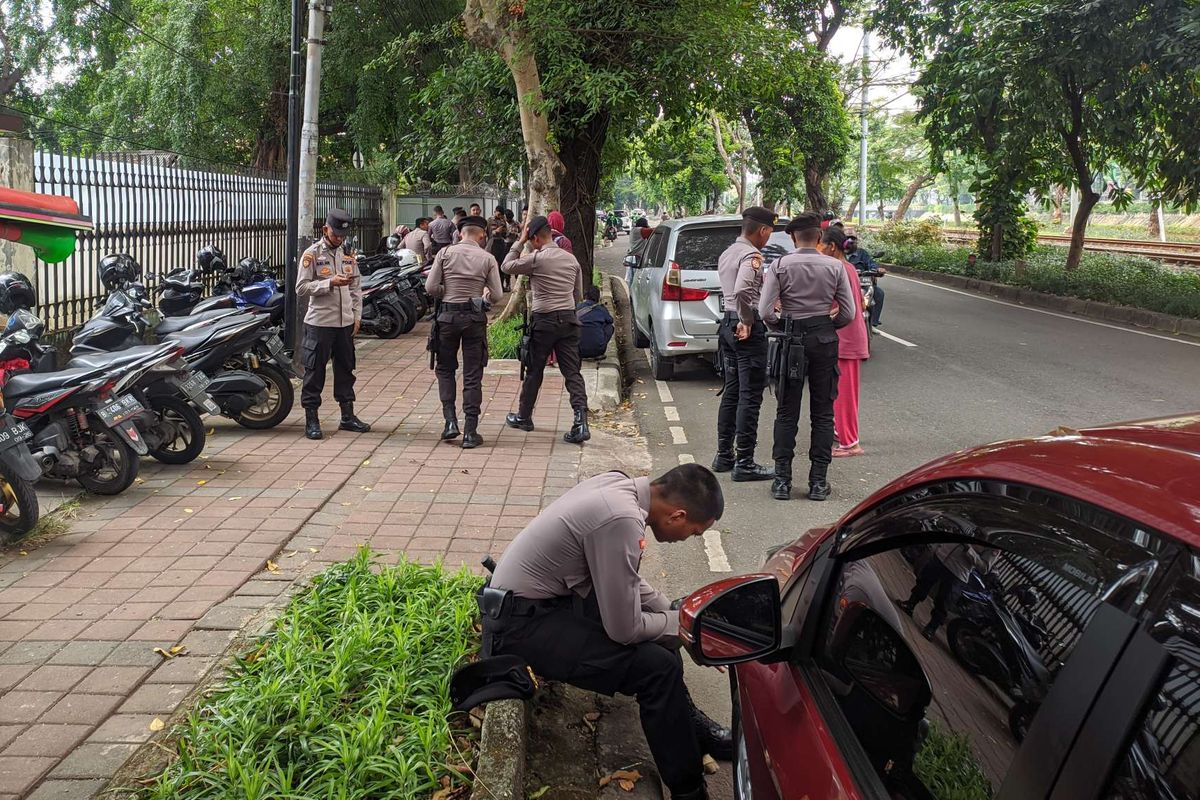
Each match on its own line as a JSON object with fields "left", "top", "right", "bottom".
{"left": 671, "top": 226, "right": 740, "bottom": 271}
{"left": 645, "top": 228, "right": 668, "bottom": 269}
{"left": 811, "top": 487, "right": 1176, "bottom": 800}
{"left": 763, "top": 228, "right": 793, "bottom": 265}
{"left": 1105, "top": 552, "right": 1200, "bottom": 800}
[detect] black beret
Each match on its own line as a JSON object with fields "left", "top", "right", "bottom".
{"left": 527, "top": 215, "right": 550, "bottom": 237}
{"left": 450, "top": 655, "right": 538, "bottom": 712}
{"left": 742, "top": 206, "right": 777, "bottom": 227}
{"left": 325, "top": 208, "right": 353, "bottom": 237}
{"left": 458, "top": 215, "right": 488, "bottom": 231}
{"left": 785, "top": 212, "right": 823, "bottom": 234}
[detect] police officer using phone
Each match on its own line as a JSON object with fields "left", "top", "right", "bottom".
{"left": 296, "top": 208, "right": 371, "bottom": 441}
{"left": 425, "top": 215, "right": 504, "bottom": 449}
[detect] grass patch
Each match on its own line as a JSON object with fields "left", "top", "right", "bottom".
{"left": 488, "top": 316, "right": 523, "bottom": 359}
{"left": 913, "top": 720, "right": 993, "bottom": 800}
{"left": 132, "top": 549, "right": 482, "bottom": 800}
{"left": 24, "top": 497, "right": 81, "bottom": 542}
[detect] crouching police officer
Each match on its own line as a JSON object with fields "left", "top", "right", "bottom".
{"left": 296, "top": 208, "right": 371, "bottom": 440}
{"left": 760, "top": 212, "right": 856, "bottom": 500}
{"left": 482, "top": 464, "right": 730, "bottom": 800}
{"left": 425, "top": 215, "right": 504, "bottom": 448}
{"left": 712, "top": 205, "right": 776, "bottom": 481}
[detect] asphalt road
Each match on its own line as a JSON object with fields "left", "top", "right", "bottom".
{"left": 593, "top": 240, "right": 1200, "bottom": 796}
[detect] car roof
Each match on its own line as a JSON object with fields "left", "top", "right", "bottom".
{"left": 656, "top": 214, "right": 792, "bottom": 231}
{"left": 845, "top": 413, "right": 1200, "bottom": 547}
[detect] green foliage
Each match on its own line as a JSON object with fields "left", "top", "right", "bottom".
{"left": 972, "top": 172, "right": 1039, "bottom": 260}
{"left": 488, "top": 316, "right": 523, "bottom": 359}
{"left": 621, "top": 116, "right": 728, "bottom": 215}
{"left": 132, "top": 549, "right": 482, "bottom": 799}
{"left": 876, "top": 218, "right": 944, "bottom": 247}
{"left": 913, "top": 721, "right": 992, "bottom": 800}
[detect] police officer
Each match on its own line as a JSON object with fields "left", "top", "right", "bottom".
{"left": 759, "top": 212, "right": 855, "bottom": 501}
{"left": 484, "top": 464, "right": 730, "bottom": 800}
{"left": 403, "top": 217, "right": 433, "bottom": 265}
{"left": 502, "top": 215, "right": 590, "bottom": 444}
{"left": 712, "top": 206, "right": 776, "bottom": 482}
{"left": 425, "top": 215, "right": 504, "bottom": 449}
{"left": 428, "top": 206, "right": 455, "bottom": 256}
{"left": 296, "top": 208, "right": 372, "bottom": 440}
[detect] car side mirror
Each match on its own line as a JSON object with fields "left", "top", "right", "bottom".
{"left": 623, "top": 254, "right": 641, "bottom": 269}
{"left": 679, "top": 574, "right": 781, "bottom": 666}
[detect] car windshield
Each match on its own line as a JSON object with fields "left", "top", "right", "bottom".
{"left": 672, "top": 226, "right": 741, "bottom": 270}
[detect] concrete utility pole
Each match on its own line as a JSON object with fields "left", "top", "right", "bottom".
{"left": 293, "top": 0, "right": 330, "bottom": 354}
{"left": 1156, "top": 198, "right": 1167, "bottom": 243}
{"left": 283, "top": 0, "right": 303, "bottom": 351}
{"left": 858, "top": 31, "right": 869, "bottom": 227}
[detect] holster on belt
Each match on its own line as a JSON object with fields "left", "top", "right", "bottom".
{"left": 427, "top": 299, "right": 442, "bottom": 369}
{"left": 476, "top": 583, "right": 512, "bottom": 657}
{"left": 517, "top": 309, "right": 532, "bottom": 381}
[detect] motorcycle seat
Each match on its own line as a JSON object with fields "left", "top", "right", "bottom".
{"left": 3, "top": 365, "right": 103, "bottom": 399}
{"left": 66, "top": 344, "right": 174, "bottom": 372}
{"left": 155, "top": 308, "right": 242, "bottom": 335}
{"left": 162, "top": 315, "right": 265, "bottom": 350}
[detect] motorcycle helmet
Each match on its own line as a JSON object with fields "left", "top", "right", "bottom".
{"left": 0, "top": 272, "right": 37, "bottom": 314}
{"left": 234, "top": 257, "right": 261, "bottom": 286}
{"left": 386, "top": 234, "right": 402, "bottom": 252}
{"left": 99, "top": 254, "right": 142, "bottom": 291}
{"left": 196, "top": 245, "right": 227, "bottom": 275}
{"left": 3, "top": 308, "right": 44, "bottom": 339}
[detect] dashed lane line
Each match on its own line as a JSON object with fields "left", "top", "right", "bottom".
{"left": 678, "top": 453, "right": 695, "bottom": 464}
{"left": 664, "top": 406, "right": 680, "bottom": 421}
{"left": 703, "top": 530, "right": 732, "bottom": 572}
{"left": 670, "top": 426, "right": 688, "bottom": 445}
{"left": 656, "top": 380, "right": 673, "bottom": 403}
{"left": 876, "top": 329, "right": 918, "bottom": 348}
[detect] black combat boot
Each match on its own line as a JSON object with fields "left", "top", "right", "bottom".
{"left": 670, "top": 781, "right": 709, "bottom": 800}
{"left": 808, "top": 466, "right": 831, "bottom": 501}
{"left": 710, "top": 436, "right": 734, "bottom": 473}
{"left": 304, "top": 409, "right": 322, "bottom": 441}
{"left": 505, "top": 413, "right": 534, "bottom": 431}
{"left": 689, "top": 698, "right": 733, "bottom": 760}
{"left": 731, "top": 449, "right": 773, "bottom": 482}
{"left": 338, "top": 403, "right": 371, "bottom": 433}
{"left": 771, "top": 459, "right": 792, "bottom": 500}
{"left": 441, "top": 405, "right": 460, "bottom": 440}
{"left": 563, "top": 409, "right": 590, "bottom": 444}
{"left": 461, "top": 418, "right": 482, "bottom": 449}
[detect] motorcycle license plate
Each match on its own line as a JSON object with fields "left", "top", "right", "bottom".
{"left": 96, "top": 394, "right": 144, "bottom": 427}
{"left": 265, "top": 334, "right": 285, "bottom": 355}
{"left": 0, "top": 420, "right": 32, "bottom": 450}
{"left": 175, "top": 371, "right": 211, "bottom": 401}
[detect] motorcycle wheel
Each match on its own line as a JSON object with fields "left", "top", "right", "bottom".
{"left": 1009, "top": 701, "right": 1038, "bottom": 742}
{"left": 147, "top": 395, "right": 206, "bottom": 464}
{"left": 947, "top": 618, "right": 1010, "bottom": 684}
{"left": 0, "top": 461, "right": 39, "bottom": 546}
{"left": 374, "top": 304, "right": 403, "bottom": 339}
{"left": 76, "top": 427, "right": 139, "bottom": 495}
{"left": 396, "top": 296, "right": 418, "bottom": 334}
{"left": 233, "top": 363, "right": 295, "bottom": 430}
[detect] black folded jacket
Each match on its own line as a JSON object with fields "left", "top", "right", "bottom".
{"left": 450, "top": 655, "right": 538, "bottom": 713}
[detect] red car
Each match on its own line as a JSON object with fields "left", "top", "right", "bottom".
{"left": 680, "top": 415, "right": 1200, "bottom": 800}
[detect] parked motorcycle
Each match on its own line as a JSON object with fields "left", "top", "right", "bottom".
{"left": 358, "top": 274, "right": 408, "bottom": 339}
{"left": 358, "top": 250, "right": 422, "bottom": 334}
{"left": 159, "top": 246, "right": 285, "bottom": 324}
{"left": 0, "top": 410, "right": 42, "bottom": 544}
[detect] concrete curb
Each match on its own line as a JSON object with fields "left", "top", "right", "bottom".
{"left": 885, "top": 263, "right": 1200, "bottom": 338}
{"left": 471, "top": 699, "right": 529, "bottom": 800}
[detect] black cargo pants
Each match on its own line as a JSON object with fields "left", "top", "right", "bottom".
{"left": 300, "top": 323, "right": 356, "bottom": 411}
{"left": 484, "top": 594, "right": 703, "bottom": 796}
{"left": 435, "top": 306, "right": 488, "bottom": 421}
{"left": 519, "top": 310, "right": 589, "bottom": 418}
{"left": 771, "top": 319, "right": 839, "bottom": 481}
{"left": 716, "top": 315, "right": 768, "bottom": 454}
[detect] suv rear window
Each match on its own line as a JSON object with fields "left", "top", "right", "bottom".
{"left": 672, "top": 226, "right": 740, "bottom": 270}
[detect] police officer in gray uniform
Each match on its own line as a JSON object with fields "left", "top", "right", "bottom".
{"left": 759, "top": 212, "right": 855, "bottom": 501}
{"left": 712, "top": 206, "right": 776, "bottom": 482}
{"left": 502, "top": 215, "right": 590, "bottom": 444}
{"left": 425, "top": 215, "right": 504, "bottom": 449}
{"left": 296, "top": 208, "right": 371, "bottom": 440}
{"left": 484, "top": 464, "right": 729, "bottom": 800}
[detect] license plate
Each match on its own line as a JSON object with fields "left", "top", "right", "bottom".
{"left": 176, "top": 371, "right": 211, "bottom": 401}
{"left": 265, "top": 334, "right": 284, "bottom": 355}
{"left": 0, "top": 420, "right": 32, "bottom": 449}
{"left": 96, "top": 394, "right": 144, "bottom": 427}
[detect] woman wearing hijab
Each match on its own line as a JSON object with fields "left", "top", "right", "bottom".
{"left": 819, "top": 224, "right": 869, "bottom": 457}
{"left": 546, "top": 210, "right": 574, "bottom": 254}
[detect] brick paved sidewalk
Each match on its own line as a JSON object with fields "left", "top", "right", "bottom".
{"left": 0, "top": 327, "right": 583, "bottom": 799}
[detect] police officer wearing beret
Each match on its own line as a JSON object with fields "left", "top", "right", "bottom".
{"left": 712, "top": 206, "right": 777, "bottom": 482}
{"left": 502, "top": 215, "right": 590, "bottom": 444}
{"left": 425, "top": 215, "right": 504, "bottom": 449}
{"left": 759, "top": 211, "right": 856, "bottom": 500}
{"left": 296, "top": 208, "right": 371, "bottom": 440}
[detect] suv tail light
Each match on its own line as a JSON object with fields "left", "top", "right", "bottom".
{"left": 661, "top": 262, "right": 710, "bottom": 302}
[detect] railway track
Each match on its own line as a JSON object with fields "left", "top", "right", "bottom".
{"left": 938, "top": 229, "right": 1200, "bottom": 267}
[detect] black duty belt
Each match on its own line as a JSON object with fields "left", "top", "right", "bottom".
{"left": 781, "top": 315, "right": 835, "bottom": 334}
{"left": 723, "top": 311, "right": 761, "bottom": 322}
{"left": 441, "top": 301, "right": 474, "bottom": 311}
{"left": 532, "top": 309, "right": 576, "bottom": 319}
{"left": 508, "top": 594, "right": 572, "bottom": 617}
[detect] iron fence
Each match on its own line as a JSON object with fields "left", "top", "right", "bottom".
{"left": 32, "top": 149, "right": 383, "bottom": 332}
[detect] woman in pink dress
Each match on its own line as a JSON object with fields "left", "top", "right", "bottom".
{"left": 820, "top": 225, "right": 868, "bottom": 456}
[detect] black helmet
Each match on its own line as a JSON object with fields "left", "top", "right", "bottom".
{"left": 197, "top": 245, "right": 227, "bottom": 275}
{"left": 0, "top": 272, "right": 36, "bottom": 314}
{"left": 4, "top": 308, "right": 45, "bottom": 339}
{"left": 99, "top": 254, "right": 141, "bottom": 291}
{"left": 234, "top": 257, "right": 261, "bottom": 285}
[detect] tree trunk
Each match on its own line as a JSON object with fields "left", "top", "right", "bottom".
{"left": 846, "top": 197, "right": 858, "bottom": 220}
{"left": 558, "top": 110, "right": 609, "bottom": 288}
{"left": 1050, "top": 184, "right": 1066, "bottom": 224}
{"left": 893, "top": 174, "right": 934, "bottom": 221}
{"left": 990, "top": 222, "right": 1004, "bottom": 261}
{"left": 711, "top": 113, "right": 743, "bottom": 212}
{"left": 953, "top": 196, "right": 961, "bottom": 226}
{"left": 1148, "top": 202, "right": 1161, "bottom": 238}
{"left": 804, "top": 163, "right": 828, "bottom": 212}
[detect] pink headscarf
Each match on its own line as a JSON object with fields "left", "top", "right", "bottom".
{"left": 547, "top": 210, "right": 566, "bottom": 232}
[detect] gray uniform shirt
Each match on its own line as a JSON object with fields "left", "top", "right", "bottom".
{"left": 759, "top": 246, "right": 855, "bottom": 328}
{"left": 490, "top": 471, "right": 675, "bottom": 646}
{"left": 717, "top": 236, "right": 764, "bottom": 325}
{"left": 425, "top": 239, "right": 504, "bottom": 303}
{"left": 428, "top": 216, "right": 456, "bottom": 245}
{"left": 402, "top": 228, "right": 432, "bottom": 263}
{"left": 502, "top": 241, "right": 584, "bottom": 313}
{"left": 297, "top": 238, "right": 362, "bottom": 328}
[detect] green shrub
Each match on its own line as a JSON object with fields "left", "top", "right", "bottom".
{"left": 133, "top": 550, "right": 482, "bottom": 800}
{"left": 488, "top": 316, "right": 523, "bottom": 359}
{"left": 877, "top": 217, "right": 945, "bottom": 247}
{"left": 913, "top": 721, "right": 993, "bottom": 800}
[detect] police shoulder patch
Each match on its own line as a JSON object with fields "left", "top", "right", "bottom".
{"left": 748, "top": 254, "right": 763, "bottom": 271}
{"left": 301, "top": 253, "right": 314, "bottom": 269}
{"left": 319, "top": 266, "right": 332, "bottom": 277}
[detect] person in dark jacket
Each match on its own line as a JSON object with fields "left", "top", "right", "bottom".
{"left": 576, "top": 285, "right": 614, "bottom": 359}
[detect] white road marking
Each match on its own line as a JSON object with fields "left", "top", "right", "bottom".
{"left": 894, "top": 274, "right": 1200, "bottom": 348}
{"left": 670, "top": 426, "right": 688, "bottom": 445}
{"left": 678, "top": 453, "right": 695, "bottom": 464}
{"left": 664, "top": 406, "right": 680, "bottom": 421}
{"left": 656, "top": 380, "right": 673, "bottom": 403}
{"left": 876, "top": 329, "right": 918, "bottom": 348}
{"left": 703, "top": 530, "right": 732, "bottom": 573}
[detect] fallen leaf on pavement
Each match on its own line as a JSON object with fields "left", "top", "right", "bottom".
{"left": 169, "top": 644, "right": 187, "bottom": 656}
{"left": 149, "top": 718, "right": 165, "bottom": 732}
{"left": 265, "top": 560, "right": 280, "bottom": 573}
{"left": 361, "top": 459, "right": 370, "bottom": 466}
{"left": 529, "top": 787, "right": 550, "bottom": 799}
{"left": 618, "top": 779, "right": 636, "bottom": 791}
{"left": 184, "top": 508, "right": 194, "bottom": 514}
{"left": 284, "top": 550, "right": 298, "bottom": 558}
{"left": 152, "top": 647, "right": 176, "bottom": 659}
{"left": 229, "top": 496, "right": 242, "bottom": 501}
{"left": 599, "top": 769, "right": 641, "bottom": 788}
{"left": 309, "top": 547, "right": 319, "bottom": 553}
{"left": 197, "top": 480, "right": 207, "bottom": 485}
{"left": 18, "top": 550, "right": 27, "bottom": 556}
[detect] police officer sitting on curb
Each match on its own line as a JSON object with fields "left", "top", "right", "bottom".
{"left": 712, "top": 205, "right": 776, "bottom": 482}
{"left": 296, "top": 208, "right": 371, "bottom": 441}
{"left": 484, "top": 464, "right": 730, "bottom": 800}
{"left": 502, "top": 214, "right": 590, "bottom": 444}
{"left": 425, "top": 215, "right": 504, "bottom": 449}
{"left": 759, "top": 212, "right": 855, "bottom": 500}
